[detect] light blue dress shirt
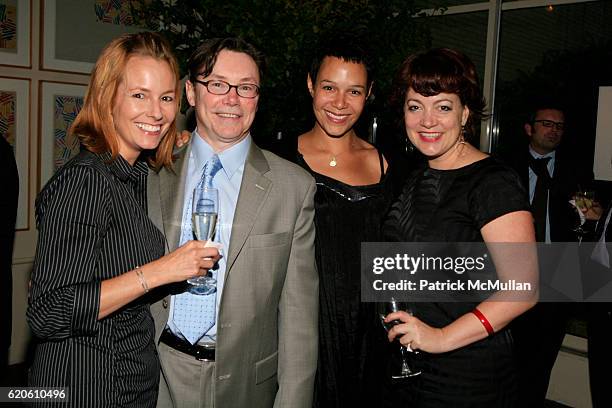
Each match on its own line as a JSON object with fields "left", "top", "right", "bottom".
{"left": 528, "top": 146, "right": 555, "bottom": 243}
{"left": 168, "top": 131, "right": 251, "bottom": 343}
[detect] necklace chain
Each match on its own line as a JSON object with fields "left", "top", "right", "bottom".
{"left": 324, "top": 142, "right": 356, "bottom": 167}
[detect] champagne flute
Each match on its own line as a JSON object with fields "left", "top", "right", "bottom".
{"left": 187, "top": 187, "right": 218, "bottom": 295}
{"left": 379, "top": 298, "right": 421, "bottom": 379}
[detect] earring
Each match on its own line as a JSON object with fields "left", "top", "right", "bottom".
{"left": 459, "top": 125, "right": 467, "bottom": 145}
{"left": 405, "top": 139, "right": 414, "bottom": 153}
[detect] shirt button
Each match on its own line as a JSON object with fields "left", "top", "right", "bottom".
{"left": 218, "top": 374, "right": 231, "bottom": 380}
{"left": 162, "top": 299, "right": 168, "bottom": 308}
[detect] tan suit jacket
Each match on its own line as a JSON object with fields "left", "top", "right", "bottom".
{"left": 148, "top": 141, "right": 318, "bottom": 408}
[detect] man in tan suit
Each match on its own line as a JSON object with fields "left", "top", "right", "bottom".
{"left": 148, "top": 37, "right": 318, "bottom": 408}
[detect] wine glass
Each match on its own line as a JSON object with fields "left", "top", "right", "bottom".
{"left": 379, "top": 298, "right": 421, "bottom": 379}
{"left": 573, "top": 190, "right": 595, "bottom": 241}
{"left": 187, "top": 187, "right": 218, "bottom": 295}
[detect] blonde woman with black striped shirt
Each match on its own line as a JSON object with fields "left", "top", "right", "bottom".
{"left": 27, "top": 32, "right": 219, "bottom": 407}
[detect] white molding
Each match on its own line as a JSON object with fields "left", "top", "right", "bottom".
{"left": 415, "top": 2, "right": 489, "bottom": 17}
{"left": 481, "top": 0, "right": 501, "bottom": 153}
{"left": 502, "top": 0, "right": 599, "bottom": 11}
{"left": 416, "top": 0, "right": 600, "bottom": 16}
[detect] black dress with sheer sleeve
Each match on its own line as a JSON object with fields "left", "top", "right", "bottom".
{"left": 382, "top": 156, "right": 530, "bottom": 408}
{"left": 296, "top": 152, "right": 395, "bottom": 408}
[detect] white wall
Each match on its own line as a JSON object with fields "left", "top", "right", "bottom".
{"left": 594, "top": 86, "right": 612, "bottom": 181}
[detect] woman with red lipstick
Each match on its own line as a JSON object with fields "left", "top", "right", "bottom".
{"left": 381, "top": 48, "right": 538, "bottom": 407}
{"left": 27, "top": 33, "right": 219, "bottom": 407}
{"left": 296, "top": 37, "right": 394, "bottom": 407}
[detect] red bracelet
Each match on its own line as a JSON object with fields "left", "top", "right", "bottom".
{"left": 471, "top": 308, "right": 494, "bottom": 336}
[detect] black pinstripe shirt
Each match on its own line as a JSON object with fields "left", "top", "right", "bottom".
{"left": 27, "top": 150, "right": 164, "bottom": 407}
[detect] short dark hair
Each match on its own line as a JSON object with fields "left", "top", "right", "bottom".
{"left": 390, "top": 48, "right": 486, "bottom": 138}
{"left": 528, "top": 102, "right": 565, "bottom": 124}
{"left": 309, "top": 34, "right": 374, "bottom": 89}
{"left": 187, "top": 37, "right": 265, "bottom": 83}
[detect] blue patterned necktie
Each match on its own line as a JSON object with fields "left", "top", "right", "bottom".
{"left": 174, "top": 154, "right": 222, "bottom": 344}
{"left": 201, "top": 154, "right": 223, "bottom": 189}
{"left": 179, "top": 154, "right": 222, "bottom": 245}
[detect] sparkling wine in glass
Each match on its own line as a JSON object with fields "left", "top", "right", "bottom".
{"left": 379, "top": 298, "right": 421, "bottom": 379}
{"left": 187, "top": 187, "right": 218, "bottom": 295}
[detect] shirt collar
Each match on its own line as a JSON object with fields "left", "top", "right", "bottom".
{"left": 191, "top": 131, "right": 251, "bottom": 179}
{"left": 100, "top": 151, "right": 148, "bottom": 183}
{"left": 529, "top": 146, "right": 555, "bottom": 160}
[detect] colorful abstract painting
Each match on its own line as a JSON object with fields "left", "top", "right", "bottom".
{"left": 94, "top": 0, "right": 143, "bottom": 26}
{"left": 0, "top": 90, "right": 16, "bottom": 147}
{"left": 0, "top": 0, "right": 17, "bottom": 51}
{"left": 53, "top": 95, "right": 83, "bottom": 171}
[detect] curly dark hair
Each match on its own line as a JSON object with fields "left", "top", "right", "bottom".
{"left": 390, "top": 48, "right": 487, "bottom": 139}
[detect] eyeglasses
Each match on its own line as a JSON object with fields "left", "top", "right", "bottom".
{"left": 193, "top": 79, "right": 260, "bottom": 98}
{"left": 533, "top": 119, "right": 565, "bottom": 130}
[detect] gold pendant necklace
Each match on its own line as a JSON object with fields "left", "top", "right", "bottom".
{"left": 327, "top": 146, "right": 354, "bottom": 167}
{"left": 319, "top": 138, "right": 356, "bottom": 167}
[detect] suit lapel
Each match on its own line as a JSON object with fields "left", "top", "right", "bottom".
{"left": 226, "top": 143, "right": 271, "bottom": 274}
{"left": 147, "top": 169, "right": 168, "bottom": 252}
{"left": 160, "top": 145, "right": 191, "bottom": 251}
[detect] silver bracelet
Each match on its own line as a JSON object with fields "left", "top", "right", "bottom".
{"left": 135, "top": 266, "right": 149, "bottom": 293}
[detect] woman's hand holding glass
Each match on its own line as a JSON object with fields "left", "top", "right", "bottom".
{"left": 141, "top": 241, "right": 220, "bottom": 287}
{"left": 381, "top": 300, "right": 421, "bottom": 378}
{"left": 385, "top": 311, "right": 447, "bottom": 354}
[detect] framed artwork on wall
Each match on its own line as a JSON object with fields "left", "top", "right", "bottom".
{"left": 0, "top": 0, "right": 31, "bottom": 67}
{"left": 42, "top": 0, "right": 146, "bottom": 73}
{"left": 39, "top": 81, "right": 86, "bottom": 188}
{"left": 0, "top": 77, "right": 30, "bottom": 230}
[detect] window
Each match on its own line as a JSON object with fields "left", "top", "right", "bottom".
{"left": 494, "top": 1, "right": 612, "bottom": 162}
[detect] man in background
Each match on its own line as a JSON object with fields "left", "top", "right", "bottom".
{"left": 506, "top": 103, "right": 592, "bottom": 407}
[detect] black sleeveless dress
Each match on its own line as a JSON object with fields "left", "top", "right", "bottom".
{"left": 297, "top": 152, "right": 394, "bottom": 408}
{"left": 382, "top": 157, "right": 529, "bottom": 408}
